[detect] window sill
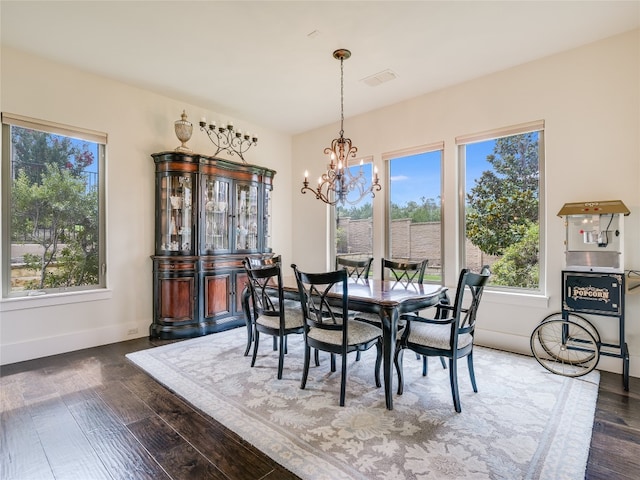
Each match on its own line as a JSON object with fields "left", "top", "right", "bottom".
{"left": 481, "top": 289, "right": 550, "bottom": 309}
{"left": 0, "top": 289, "right": 113, "bottom": 312}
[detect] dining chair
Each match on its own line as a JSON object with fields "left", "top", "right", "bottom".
{"left": 291, "top": 264, "right": 383, "bottom": 406}
{"left": 242, "top": 255, "right": 282, "bottom": 355}
{"left": 352, "top": 258, "right": 433, "bottom": 363}
{"left": 375, "top": 258, "right": 447, "bottom": 370}
{"left": 394, "top": 266, "right": 490, "bottom": 412}
{"left": 243, "top": 260, "right": 304, "bottom": 379}
{"left": 333, "top": 255, "right": 374, "bottom": 337}
{"left": 360, "top": 258, "right": 440, "bottom": 364}
{"left": 335, "top": 256, "right": 373, "bottom": 281}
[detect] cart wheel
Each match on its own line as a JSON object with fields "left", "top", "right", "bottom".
{"left": 530, "top": 318, "right": 600, "bottom": 377}
{"left": 535, "top": 313, "right": 600, "bottom": 365}
{"left": 540, "top": 312, "right": 601, "bottom": 344}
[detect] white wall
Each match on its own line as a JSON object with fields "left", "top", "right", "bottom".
{"left": 292, "top": 30, "right": 640, "bottom": 377}
{"left": 2, "top": 30, "right": 638, "bottom": 378}
{"left": 0, "top": 47, "right": 294, "bottom": 365}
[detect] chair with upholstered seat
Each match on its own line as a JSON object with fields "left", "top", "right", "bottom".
{"left": 353, "top": 258, "right": 432, "bottom": 362}
{"left": 394, "top": 266, "right": 490, "bottom": 412}
{"left": 242, "top": 255, "right": 282, "bottom": 355}
{"left": 355, "top": 258, "right": 428, "bottom": 326}
{"left": 375, "top": 258, "right": 445, "bottom": 370}
{"left": 292, "top": 264, "right": 382, "bottom": 406}
{"left": 243, "top": 260, "right": 304, "bottom": 379}
{"left": 333, "top": 255, "right": 374, "bottom": 336}
{"left": 355, "top": 258, "right": 436, "bottom": 365}
{"left": 355, "top": 258, "right": 427, "bottom": 324}
{"left": 333, "top": 258, "right": 374, "bottom": 317}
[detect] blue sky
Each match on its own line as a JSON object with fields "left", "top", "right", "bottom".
{"left": 389, "top": 141, "right": 495, "bottom": 206}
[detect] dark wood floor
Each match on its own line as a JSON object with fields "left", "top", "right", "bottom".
{"left": 1, "top": 335, "right": 638, "bottom": 480}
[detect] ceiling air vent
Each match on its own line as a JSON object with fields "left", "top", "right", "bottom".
{"left": 361, "top": 69, "right": 397, "bottom": 87}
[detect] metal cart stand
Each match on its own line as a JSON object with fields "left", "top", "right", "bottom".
{"left": 531, "top": 200, "right": 631, "bottom": 390}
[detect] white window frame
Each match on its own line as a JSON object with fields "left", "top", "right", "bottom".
{"left": 456, "top": 120, "right": 545, "bottom": 293}
{"left": 1, "top": 113, "right": 107, "bottom": 299}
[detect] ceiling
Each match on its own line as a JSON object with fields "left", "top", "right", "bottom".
{"left": 2, "top": 1, "right": 639, "bottom": 135}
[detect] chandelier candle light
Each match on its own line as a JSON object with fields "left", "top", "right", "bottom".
{"left": 199, "top": 117, "right": 258, "bottom": 163}
{"left": 301, "top": 49, "right": 380, "bottom": 206}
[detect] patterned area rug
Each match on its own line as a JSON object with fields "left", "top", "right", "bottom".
{"left": 127, "top": 328, "right": 599, "bottom": 480}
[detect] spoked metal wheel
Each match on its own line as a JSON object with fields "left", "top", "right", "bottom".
{"left": 530, "top": 316, "right": 600, "bottom": 377}
{"left": 540, "top": 312, "right": 601, "bottom": 346}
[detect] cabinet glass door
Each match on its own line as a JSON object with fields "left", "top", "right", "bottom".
{"left": 235, "top": 182, "right": 259, "bottom": 251}
{"left": 203, "top": 177, "right": 230, "bottom": 253}
{"left": 158, "top": 174, "right": 193, "bottom": 254}
{"left": 264, "top": 185, "right": 272, "bottom": 251}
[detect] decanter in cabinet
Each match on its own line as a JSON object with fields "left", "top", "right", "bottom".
{"left": 150, "top": 151, "right": 275, "bottom": 339}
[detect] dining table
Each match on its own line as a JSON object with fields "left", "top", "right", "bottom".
{"left": 277, "top": 275, "right": 448, "bottom": 410}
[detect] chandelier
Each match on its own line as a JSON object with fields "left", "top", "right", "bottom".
{"left": 301, "top": 49, "right": 380, "bottom": 206}
{"left": 199, "top": 118, "right": 257, "bottom": 163}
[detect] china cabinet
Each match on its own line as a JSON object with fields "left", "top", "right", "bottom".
{"left": 150, "top": 151, "right": 275, "bottom": 339}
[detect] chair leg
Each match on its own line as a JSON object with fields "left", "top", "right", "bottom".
{"left": 243, "top": 292, "right": 253, "bottom": 357}
{"left": 467, "top": 352, "right": 478, "bottom": 392}
{"left": 272, "top": 336, "right": 277, "bottom": 351}
{"left": 356, "top": 351, "right": 361, "bottom": 361}
{"left": 244, "top": 323, "right": 253, "bottom": 356}
{"left": 339, "top": 353, "right": 348, "bottom": 406}
{"left": 374, "top": 341, "right": 382, "bottom": 388}
{"left": 251, "top": 330, "right": 260, "bottom": 367}
{"left": 284, "top": 335, "right": 288, "bottom": 354}
{"left": 301, "top": 344, "right": 310, "bottom": 389}
{"left": 277, "top": 335, "right": 285, "bottom": 380}
{"left": 449, "top": 358, "right": 461, "bottom": 413}
{"left": 422, "top": 356, "right": 428, "bottom": 376}
{"left": 314, "top": 348, "right": 320, "bottom": 366}
{"left": 440, "top": 356, "right": 447, "bottom": 369}
{"left": 330, "top": 353, "right": 336, "bottom": 372}
{"left": 394, "top": 348, "right": 405, "bottom": 395}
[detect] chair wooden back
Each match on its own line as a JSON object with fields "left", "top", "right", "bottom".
{"left": 381, "top": 258, "right": 427, "bottom": 286}
{"left": 450, "top": 266, "right": 490, "bottom": 337}
{"left": 291, "top": 264, "right": 349, "bottom": 339}
{"left": 335, "top": 256, "right": 373, "bottom": 280}
{"left": 246, "top": 254, "right": 281, "bottom": 268}
{"left": 242, "top": 261, "right": 284, "bottom": 325}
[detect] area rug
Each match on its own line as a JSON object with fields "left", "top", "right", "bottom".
{"left": 126, "top": 328, "right": 599, "bottom": 480}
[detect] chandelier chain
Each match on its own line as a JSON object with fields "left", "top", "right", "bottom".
{"left": 339, "top": 56, "right": 345, "bottom": 138}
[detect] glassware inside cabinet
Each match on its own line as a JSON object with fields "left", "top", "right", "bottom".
{"left": 160, "top": 174, "right": 192, "bottom": 253}
{"left": 236, "top": 183, "right": 259, "bottom": 250}
{"left": 203, "top": 178, "right": 230, "bottom": 251}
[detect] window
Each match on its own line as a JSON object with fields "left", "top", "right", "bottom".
{"left": 384, "top": 144, "right": 444, "bottom": 283}
{"left": 1, "top": 113, "right": 106, "bottom": 298}
{"left": 334, "top": 158, "right": 375, "bottom": 274}
{"left": 457, "top": 121, "right": 544, "bottom": 291}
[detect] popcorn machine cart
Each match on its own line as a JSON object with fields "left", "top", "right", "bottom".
{"left": 530, "top": 200, "right": 634, "bottom": 390}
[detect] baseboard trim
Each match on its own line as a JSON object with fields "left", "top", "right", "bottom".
{"left": 1, "top": 321, "right": 147, "bottom": 365}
